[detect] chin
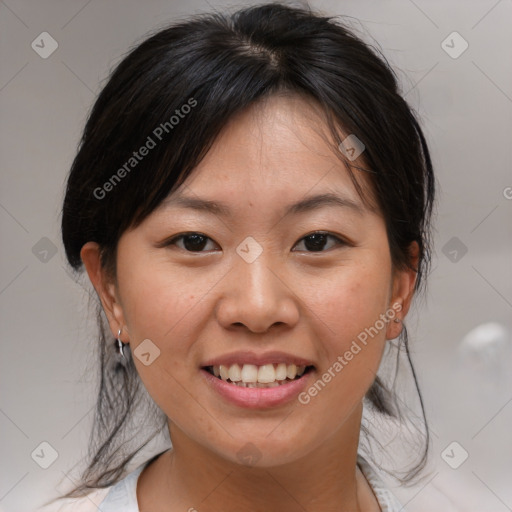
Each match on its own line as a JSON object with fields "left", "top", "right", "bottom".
{"left": 211, "top": 432, "right": 314, "bottom": 469}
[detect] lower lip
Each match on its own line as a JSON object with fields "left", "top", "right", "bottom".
{"left": 201, "top": 368, "right": 313, "bottom": 409}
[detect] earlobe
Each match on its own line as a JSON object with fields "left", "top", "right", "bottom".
{"left": 385, "top": 300, "right": 404, "bottom": 340}
{"left": 386, "top": 241, "right": 419, "bottom": 340}
{"left": 80, "top": 242, "right": 127, "bottom": 340}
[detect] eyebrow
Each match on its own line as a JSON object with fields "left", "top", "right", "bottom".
{"left": 161, "top": 192, "right": 365, "bottom": 218}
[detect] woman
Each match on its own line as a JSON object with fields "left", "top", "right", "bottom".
{"left": 45, "top": 2, "right": 436, "bottom": 510}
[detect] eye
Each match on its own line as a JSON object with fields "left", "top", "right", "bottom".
{"left": 292, "top": 231, "right": 347, "bottom": 252}
{"left": 165, "top": 232, "right": 219, "bottom": 252}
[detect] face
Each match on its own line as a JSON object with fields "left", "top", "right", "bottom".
{"left": 83, "top": 94, "right": 414, "bottom": 468}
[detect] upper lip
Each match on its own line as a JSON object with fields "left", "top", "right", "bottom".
{"left": 201, "top": 350, "right": 315, "bottom": 368}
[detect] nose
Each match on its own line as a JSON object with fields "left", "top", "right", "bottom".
{"left": 215, "top": 254, "right": 300, "bottom": 334}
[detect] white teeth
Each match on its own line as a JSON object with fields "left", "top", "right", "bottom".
{"left": 219, "top": 365, "right": 229, "bottom": 380}
{"left": 228, "top": 363, "right": 242, "bottom": 382}
{"left": 275, "top": 363, "right": 287, "bottom": 380}
{"left": 241, "top": 364, "right": 258, "bottom": 383}
{"left": 286, "top": 364, "right": 297, "bottom": 379}
{"left": 257, "top": 364, "right": 276, "bottom": 383}
{"left": 209, "top": 362, "right": 310, "bottom": 385}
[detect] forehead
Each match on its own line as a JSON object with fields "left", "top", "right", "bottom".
{"left": 170, "top": 94, "right": 375, "bottom": 211}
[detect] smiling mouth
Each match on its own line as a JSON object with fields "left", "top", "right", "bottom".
{"left": 203, "top": 363, "right": 315, "bottom": 388}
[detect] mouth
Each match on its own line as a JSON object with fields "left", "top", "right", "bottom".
{"left": 202, "top": 363, "right": 315, "bottom": 389}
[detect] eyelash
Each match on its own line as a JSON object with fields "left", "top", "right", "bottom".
{"left": 162, "top": 231, "right": 349, "bottom": 253}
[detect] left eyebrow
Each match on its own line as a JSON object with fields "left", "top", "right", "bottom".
{"left": 283, "top": 192, "right": 365, "bottom": 217}
{"left": 160, "top": 192, "right": 365, "bottom": 218}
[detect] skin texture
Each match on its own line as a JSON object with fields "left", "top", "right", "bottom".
{"left": 81, "top": 93, "right": 418, "bottom": 512}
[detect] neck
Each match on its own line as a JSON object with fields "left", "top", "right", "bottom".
{"left": 139, "top": 402, "right": 378, "bottom": 512}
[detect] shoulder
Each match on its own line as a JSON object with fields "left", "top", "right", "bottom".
{"left": 393, "top": 470, "right": 497, "bottom": 512}
{"left": 35, "top": 461, "right": 149, "bottom": 512}
{"left": 358, "top": 454, "right": 468, "bottom": 512}
{"left": 94, "top": 462, "right": 146, "bottom": 511}
{"left": 357, "top": 454, "right": 405, "bottom": 512}
{"left": 35, "top": 488, "right": 110, "bottom": 512}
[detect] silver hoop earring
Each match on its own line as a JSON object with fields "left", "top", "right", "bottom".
{"left": 116, "top": 328, "right": 125, "bottom": 358}
{"left": 393, "top": 318, "right": 402, "bottom": 323}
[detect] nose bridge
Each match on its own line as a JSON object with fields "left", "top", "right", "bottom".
{"left": 241, "top": 253, "right": 279, "bottom": 308}
{"left": 216, "top": 245, "right": 299, "bottom": 333}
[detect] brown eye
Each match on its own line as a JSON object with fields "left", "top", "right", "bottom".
{"left": 293, "top": 232, "right": 346, "bottom": 252}
{"left": 166, "top": 233, "right": 219, "bottom": 252}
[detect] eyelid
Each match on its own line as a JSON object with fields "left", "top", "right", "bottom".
{"left": 157, "top": 232, "right": 219, "bottom": 250}
{"left": 292, "top": 231, "right": 351, "bottom": 251}
{"left": 299, "top": 230, "right": 349, "bottom": 243}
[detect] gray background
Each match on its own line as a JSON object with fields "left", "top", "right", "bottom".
{"left": 1, "top": 0, "right": 511, "bottom": 510}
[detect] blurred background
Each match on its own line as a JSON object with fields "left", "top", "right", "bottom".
{"left": 0, "top": 0, "right": 511, "bottom": 510}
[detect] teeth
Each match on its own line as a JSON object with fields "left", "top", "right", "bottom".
{"left": 241, "top": 364, "right": 258, "bottom": 383}
{"left": 275, "top": 363, "right": 287, "bottom": 380}
{"left": 209, "top": 362, "right": 309, "bottom": 385}
{"left": 286, "top": 364, "right": 297, "bottom": 379}
{"left": 219, "top": 365, "right": 229, "bottom": 380}
{"left": 257, "top": 364, "right": 276, "bottom": 383}
{"left": 228, "top": 363, "right": 242, "bottom": 382}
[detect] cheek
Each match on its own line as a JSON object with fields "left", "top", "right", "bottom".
{"left": 300, "top": 261, "right": 391, "bottom": 403}
{"left": 116, "top": 256, "right": 230, "bottom": 405}
{"left": 306, "top": 262, "right": 391, "bottom": 344}
{"left": 117, "top": 270, "right": 205, "bottom": 414}
{"left": 119, "top": 256, "right": 218, "bottom": 343}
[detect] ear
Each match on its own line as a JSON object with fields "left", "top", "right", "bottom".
{"left": 80, "top": 242, "right": 129, "bottom": 342}
{"left": 386, "top": 241, "right": 419, "bottom": 340}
